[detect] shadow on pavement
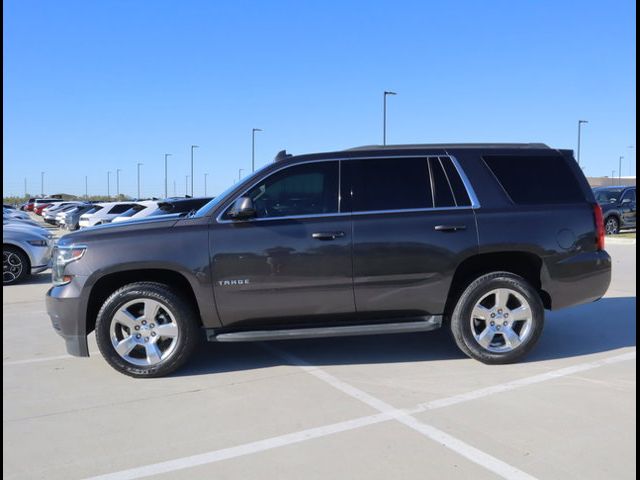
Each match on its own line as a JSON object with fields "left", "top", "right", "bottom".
{"left": 175, "top": 296, "right": 636, "bottom": 377}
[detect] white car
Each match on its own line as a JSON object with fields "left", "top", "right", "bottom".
{"left": 111, "top": 200, "right": 160, "bottom": 224}
{"left": 78, "top": 202, "right": 138, "bottom": 228}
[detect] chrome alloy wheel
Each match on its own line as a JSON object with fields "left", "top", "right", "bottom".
{"left": 470, "top": 288, "right": 533, "bottom": 353}
{"left": 3, "top": 251, "right": 24, "bottom": 284}
{"left": 605, "top": 217, "right": 619, "bottom": 235}
{"left": 109, "top": 299, "right": 180, "bottom": 366}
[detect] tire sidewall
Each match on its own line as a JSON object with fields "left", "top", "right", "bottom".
{"left": 95, "top": 283, "right": 198, "bottom": 378}
{"left": 452, "top": 273, "right": 544, "bottom": 364}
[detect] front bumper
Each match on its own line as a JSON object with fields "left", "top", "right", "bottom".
{"left": 46, "top": 281, "right": 90, "bottom": 357}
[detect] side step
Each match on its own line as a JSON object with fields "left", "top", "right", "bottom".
{"left": 207, "top": 316, "right": 442, "bottom": 342}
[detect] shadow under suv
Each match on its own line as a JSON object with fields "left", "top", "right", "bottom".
{"left": 46, "top": 143, "right": 611, "bottom": 377}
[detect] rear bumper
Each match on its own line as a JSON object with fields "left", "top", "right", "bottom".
{"left": 46, "top": 283, "right": 90, "bottom": 357}
{"left": 542, "top": 250, "right": 612, "bottom": 310}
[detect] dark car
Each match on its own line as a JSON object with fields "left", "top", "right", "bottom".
{"left": 593, "top": 186, "right": 636, "bottom": 235}
{"left": 47, "top": 144, "right": 611, "bottom": 378}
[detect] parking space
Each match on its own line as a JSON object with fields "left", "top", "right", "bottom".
{"left": 2, "top": 243, "right": 636, "bottom": 480}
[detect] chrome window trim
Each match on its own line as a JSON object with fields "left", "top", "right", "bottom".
{"left": 215, "top": 154, "right": 480, "bottom": 224}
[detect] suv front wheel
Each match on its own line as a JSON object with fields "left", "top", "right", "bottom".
{"left": 450, "top": 272, "right": 544, "bottom": 364}
{"left": 95, "top": 282, "right": 200, "bottom": 377}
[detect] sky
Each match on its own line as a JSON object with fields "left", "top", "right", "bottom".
{"left": 3, "top": 0, "right": 637, "bottom": 198}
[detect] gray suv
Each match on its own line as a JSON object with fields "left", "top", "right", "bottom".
{"left": 46, "top": 144, "right": 611, "bottom": 377}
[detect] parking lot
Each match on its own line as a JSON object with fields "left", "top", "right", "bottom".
{"left": 3, "top": 229, "right": 636, "bottom": 480}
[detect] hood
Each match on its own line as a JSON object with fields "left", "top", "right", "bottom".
{"left": 3, "top": 222, "right": 53, "bottom": 239}
{"left": 59, "top": 213, "right": 182, "bottom": 245}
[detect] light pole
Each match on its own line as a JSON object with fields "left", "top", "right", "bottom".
{"left": 204, "top": 173, "right": 208, "bottom": 196}
{"left": 164, "top": 153, "right": 172, "bottom": 198}
{"left": 577, "top": 120, "right": 588, "bottom": 167}
{"left": 190, "top": 145, "right": 199, "bottom": 197}
{"left": 383, "top": 91, "right": 397, "bottom": 146}
{"left": 252, "top": 128, "right": 262, "bottom": 172}
{"left": 137, "top": 163, "right": 143, "bottom": 199}
{"left": 107, "top": 171, "right": 111, "bottom": 198}
{"left": 238, "top": 168, "right": 244, "bottom": 181}
{"left": 116, "top": 169, "right": 122, "bottom": 197}
{"left": 185, "top": 176, "right": 189, "bottom": 196}
{"left": 41, "top": 171, "right": 44, "bottom": 196}
{"left": 85, "top": 176, "right": 88, "bottom": 198}
{"left": 24, "top": 178, "right": 27, "bottom": 197}
{"left": 619, "top": 156, "right": 624, "bottom": 184}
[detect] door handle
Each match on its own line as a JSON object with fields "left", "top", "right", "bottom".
{"left": 434, "top": 225, "right": 467, "bottom": 232}
{"left": 312, "top": 231, "right": 345, "bottom": 240}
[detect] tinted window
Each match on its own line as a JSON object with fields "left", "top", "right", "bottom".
{"left": 347, "top": 158, "right": 432, "bottom": 212}
{"left": 484, "top": 155, "right": 585, "bottom": 205}
{"left": 231, "top": 162, "right": 338, "bottom": 219}
{"left": 621, "top": 189, "right": 636, "bottom": 203}
{"left": 429, "top": 158, "right": 456, "bottom": 208}
{"left": 84, "top": 206, "right": 103, "bottom": 215}
{"left": 109, "top": 204, "right": 134, "bottom": 214}
{"left": 118, "top": 204, "right": 147, "bottom": 218}
{"left": 440, "top": 157, "right": 472, "bottom": 206}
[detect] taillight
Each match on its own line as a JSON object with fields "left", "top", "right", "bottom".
{"left": 593, "top": 203, "right": 605, "bottom": 250}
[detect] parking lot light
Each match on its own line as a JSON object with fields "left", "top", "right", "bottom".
{"left": 577, "top": 120, "right": 589, "bottom": 167}
{"left": 137, "top": 163, "right": 143, "bottom": 199}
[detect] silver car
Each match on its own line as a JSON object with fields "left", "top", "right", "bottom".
{"left": 3, "top": 223, "right": 55, "bottom": 284}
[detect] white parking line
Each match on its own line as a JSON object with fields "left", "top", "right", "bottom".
{"left": 81, "top": 350, "right": 635, "bottom": 480}
{"left": 263, "top": 344, "right": 537, "bottom": 480}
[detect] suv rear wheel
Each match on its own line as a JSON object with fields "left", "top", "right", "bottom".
{"left": 95, "top": 282, "right": 200, "bottom": 377}
{"left": 450, "top": 272, "right": 544, "bottom": 364}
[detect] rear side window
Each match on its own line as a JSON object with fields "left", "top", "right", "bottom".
{"left": 483, "top": 155, "right": 585, "bottom": 205}
{"left": 109, "top": 204, "right": 134, "bottom": 214}
{"left": 346, "top": 158, "right": 433, "bottom": 212}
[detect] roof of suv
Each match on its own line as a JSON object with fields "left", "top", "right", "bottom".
{"left": 276, "top": 143, "right": 555, "bottom": 163}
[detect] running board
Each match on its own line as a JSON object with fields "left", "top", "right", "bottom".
{"left": 207, "top": 316, "right": 442, "bottom": 342}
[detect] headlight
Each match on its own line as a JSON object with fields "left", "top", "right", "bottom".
{"left": 52, "top": 245, "right": 87, "bottom": 286}
{"left": 27, "top": 239, "right": 48, "bottom": 247}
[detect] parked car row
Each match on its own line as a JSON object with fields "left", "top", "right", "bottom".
{"left": 39, "top": 197, "right": 214, "bottom": 231}
{"left": 3, "top": 214, "right": 55, "bottom": 285}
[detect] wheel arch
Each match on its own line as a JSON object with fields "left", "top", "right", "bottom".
{"left": 85, "top": 269, "right": 203, "bottom": 336}
{"left": 445, "top": 251, "right": 552, "bottom": 318}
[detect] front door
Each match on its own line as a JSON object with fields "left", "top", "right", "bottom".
{"left": 620, "top": 188, "right": 636, "bottom": 227}
{"left": 210, "top": 160, "right": 355, "bottom": 328}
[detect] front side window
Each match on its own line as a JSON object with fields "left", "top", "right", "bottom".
{"left": 621, "top": 189, "right": 636, "bottom": 203}
{"left": 227, "top": 162, "right": 339, "bottom": 219}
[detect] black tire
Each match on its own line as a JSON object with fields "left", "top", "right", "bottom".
{"left": 449, "top": 272, "right": 544, "bottom": 364}
{"left": 3, "top": 245, "right": 30, "bottom": 285}
{"left": 604, "top": 216, "right": 620, "bottom": 235}
{"left": 95, "top": 282, "right": 201, "bottom": 378}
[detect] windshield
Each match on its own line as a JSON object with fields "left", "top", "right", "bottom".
{"left": 594, "top": 189, "right": 623, "bottom": 205}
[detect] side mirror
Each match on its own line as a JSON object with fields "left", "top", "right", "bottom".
{"left": 228, "top": 196, "right": 256, "bottom": 220}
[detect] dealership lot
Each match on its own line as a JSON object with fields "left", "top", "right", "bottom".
{"left": 3, "top": 241, "right": 636, "bottom": 480}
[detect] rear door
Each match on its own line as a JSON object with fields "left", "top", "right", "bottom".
{"left": 343, "top": 155, "right": 479, "bottom": 320}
